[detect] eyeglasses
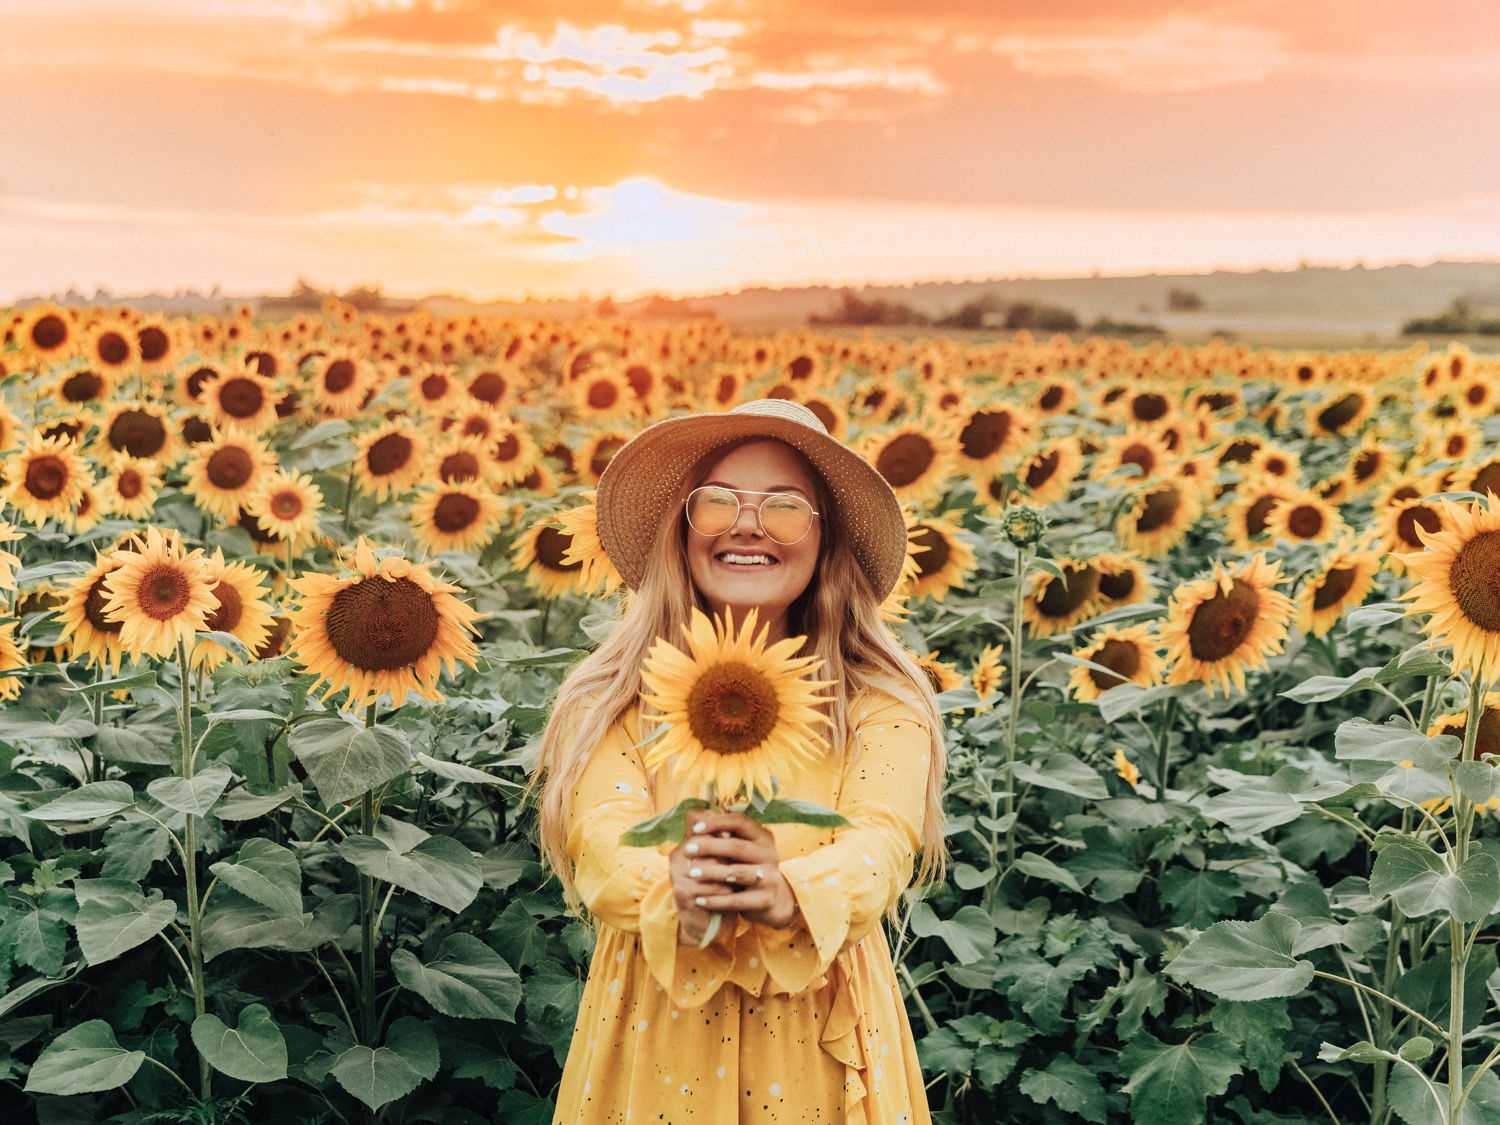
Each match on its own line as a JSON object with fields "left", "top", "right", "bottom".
{"left": 684, "top": 486, "right": 820, "bottom": 545}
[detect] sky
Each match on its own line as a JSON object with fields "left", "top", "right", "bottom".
{"left": 1, "top": 0, "right": 1498, "bottom": 302}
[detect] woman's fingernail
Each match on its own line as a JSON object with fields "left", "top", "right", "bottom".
{"left": 695, "top": 897, "right": 707, "bottom": 906}
{"left": 685, "top": 843, "right": 699, "bottom": 854}
{"left": 689, "top": 868, "right": 702, "bottom": 878}
{"left": 693, "top": 822, "right": 706, "bottom": 833}
{"left": 726, "top": 875, "right": 736, "bottom": 883}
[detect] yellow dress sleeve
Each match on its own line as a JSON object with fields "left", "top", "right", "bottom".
{"left": 564, "top": 717, "right": 737, "bottom": 1000}
{"left": 758, "top": 696, "right": 932, "bottom": 993}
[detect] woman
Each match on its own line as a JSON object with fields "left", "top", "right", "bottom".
{"left": 536, "top": 400, "right": 945, "bottom": 1124}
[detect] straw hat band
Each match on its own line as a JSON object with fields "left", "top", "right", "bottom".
{"left": 596, "top": 400, "right": 907, "bottom": 599}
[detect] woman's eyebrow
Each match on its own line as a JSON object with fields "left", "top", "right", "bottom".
{"left": 701, "top": 480, "right": 810, "bottom": 497}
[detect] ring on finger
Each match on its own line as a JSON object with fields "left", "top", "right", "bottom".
{"left": 755, "top": 866, "right": 764, "bottom": 884}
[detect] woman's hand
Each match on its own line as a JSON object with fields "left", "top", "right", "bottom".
{"left": 667, "top": 810, "right": 799, "bottom": 945}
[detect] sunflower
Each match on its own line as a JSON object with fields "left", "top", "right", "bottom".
{"left": 427, "top": 434, "right": 493, "bottom": 486}
{"left": 1427, "top": 695, "right": 1500, "bottom": 760}
{"left": 82, "top": 322, "right": 137, "bottom": 374}
{"left": 954, "top": 405, "right": 1032, "bottom": 472}
{"left": 557, "top": 492, "right": 623, "bottom": 596}
{"left": 286, "top": 538, "right": 483, "bottom": 710}
{"left": 572, "top": 367, "right": 638, "bottom": 421}
{"left": 1018, "top": 439, "right": 1083, "bottom": 505}
{"left": 512, "top": 462, "right": 558, "bottom": 496}
{"left": 1399, "top": 498, "right": 1500, "bottom": 675}
{"left": 487, "top": 425, "right": 541, "bottom": 487}
{"left": 1122, "top": 388, "right": 1176, "bottom": 427}
{"left": 354, "top": 420, "right": 428, "bottom": 500}
{"left": 409, "top": 482, "right": 505, "bottom": 554}
{"left": 201, "top": 364, "right": 280, "bottom": 433}
{"left": 638, "top": 607, "right": 831, "bottom": 798}
{"left": 98, "top": 456, "right": 162, "bottom": 521}
{"left": 465, "top": 367, "right": 513, "bottom": 409}
{"left": 859, "top": 426, "right": 957, "bottom": 504}
{"left": 1310, "top": 388, "right": 1373, "bottom": 437}
{"left": 573, "top": 431, "right": 632, "bottom": 486}
{"left": 184, "top": 429, "right": 276, "bottom": 519}
{"left": 1117, "top": 483, "right": 1202, "bottom": 557}
{"left": 101, "top": 526, "right": 219, "bottom": 660}
{"left": 1066, "top": 623, "right": 1164, "bottom": 701}
{"left": 55, "top": 366, "right": 114, "bottom": 408}
{"left": 1094, "top": 429, "right": 1173, "bottom": 486}
{"left": 1032, "top": 380, "right": 1077, "bottom": 417}
{"left": 411, "top": 364, "right": 463, "bottom": 414}
{"left": 1455, "top": 375, "right": 1496, "bottom": 418}
{"left": 56, "top": 554, "right": 127, "bottom": 672}
{"left": 0, "top": 621, "right": 25, "bottom": 703}
{"left": 1189, "top": 387, "right": 1244, "bottom": 419}
{"left": 1248, "top": 445, "right": 1300, "bottom": 483}
{"left": 308, "top": 349, "right": 374, "bottom": 417}
{"left": 246, "top": 470, "right": 323, "bottom": 548}
{"left": 66, "top": 480, "right": 105, "bottom": 535}
{"left": 971, "top": 644, "right": 1005, "bottom": 705}
{"left": 1160, "top": 553, "right": 1292, "bottom": 696}
{"left": 256, "top": 615, "right": 294, "bottom": 660}
{"left": 1296, "top": 538, "right": 1382, "bottom": 637}
{"left": 0, "top": 405, "right": 22, "bottom": 454}
{"left": 512, "top": 522, "right": 586, "bottom": 596}
{"left": 1216, "top": 435, "right": 1264, "bottom": 467}
{"left": 1023, "top": 558, "right": 1102, "bottom": 637}
{"left": 0, "top": 523, "right": 23, "bottom": 591}
{"left": 702, "top": 367, "right": 747, "bottom": 412}
{"left": 3, "top": 433, "right": 90, "bottom": 526}
{"left": 1224, "top": 477, "right": 1298, "bottom": 552}
{"left": 1418, "top": 420, "right": 1482, "bottom": 468}
{"left": 133, "top": 316, "right": 181, "bottom": 372}
{"left": 908, "top": 650, "right": 965, "bottom": 694}
{"left": 19, "top": 304, "right": 76, "bottom": 361}
{"left": 94, "top": 403, "right": 180, "bottom": 464}
{"left": 905, "top": 514, "right": 977, "bottom": 601}
{"left": 192, "top": 550, "right": 275, "bottom": 671}
{"left": 1113, "top": 748, "right": 1141, "bottom": 786}
{"left": 1471, "top": 459, "right": 1500, "bottom": 500}
{"left": 1265, "top": 491, "right": 1344, "bottom": 546}
{"left": 445, "top": 403, "right": 505, "bottom": 448}
{"left": 1315, "top": 474, "right": 1351, "bottom": 504}
{"left": 853, "top": 384, "right": 905, "bottom": 425}
{"left": 1094, "top": 552, "right": 1156, "bottom": 608}
{"left": 1380, "top": 498, "right": 1454, "bottom": 576}
{"left": 800, "top": 395, "right": 849, "bottom": 442}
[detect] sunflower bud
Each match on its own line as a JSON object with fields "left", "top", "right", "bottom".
{"left": 1000, "top": 504, "right": 1047, "bottom": 548}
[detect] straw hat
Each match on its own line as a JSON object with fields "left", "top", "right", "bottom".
{"left": 596, "top": 400, "right": 907, "bottom": 599}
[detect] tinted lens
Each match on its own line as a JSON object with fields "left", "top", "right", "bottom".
{"left": 687, "top": 487, "right": 740, "bottom": 535}
{"left": 759, "top": 495, "right": 814, "bottom": 543}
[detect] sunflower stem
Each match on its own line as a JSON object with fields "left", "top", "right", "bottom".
{"left": 1449, "top": 668, "right": 1485, "bottom": 1124}
{"left": 342, "top": 466, "right": 356, "bottom": 540}
{"left": 1154, "top": 696, "right": 1178, "bottom": 803}
{"left": 175, "top": 637, "right": 210, "bottom": 1098}
{"left": 1003, "top": 545, "right": 1029, "bottom": 871}
{"left": 360, "top": 702, "right": 379, "bottom": 1056}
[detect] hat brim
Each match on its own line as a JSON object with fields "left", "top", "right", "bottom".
{"left": 596, "top": 410, "right": 907, "bottom": 599}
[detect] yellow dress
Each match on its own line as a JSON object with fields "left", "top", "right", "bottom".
{"left": 553, "top": 690, "right": 934, "bottom": 1125}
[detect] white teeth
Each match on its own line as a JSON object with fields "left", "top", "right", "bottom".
{"left": 720, "top": 553, "right": 775, "bottom": 565}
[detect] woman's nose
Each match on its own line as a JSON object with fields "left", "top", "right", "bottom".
{"left": 730, "top": 500, "right": 762, "bottom": 536}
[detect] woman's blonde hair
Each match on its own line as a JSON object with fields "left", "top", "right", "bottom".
{"left": 532, "top": 436, "right": 946, "bottom": 898}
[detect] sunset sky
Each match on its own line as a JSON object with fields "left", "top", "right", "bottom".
{"left": 2, "top": 0, "right": 1498, "bottom": 301}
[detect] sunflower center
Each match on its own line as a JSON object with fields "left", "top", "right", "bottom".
{"left": 1395, "top": 504, "right": 1442, "bottom": 549}
{"left": 875, "top": 434, "right": 936, "bottom": 489}
{"left": 716, "top": 375, "right": 737, "bottom": 405}
{"left": 461, "top": 416, "right": 492, "bottom": 439}
{"left": 207, "top": 446, "right": 254, "bottom": 490}
{"left": 237, "top": 507, "right": 279, "bottom": 544}
{"left": 1353, "top": 450, "right": 1381, "bottom": 483}
{"left": 1220, "top": 440, "right": 1258, "bottom": 464}
{"left": 1036, "top": 565, "right": 1099, "bottom": 618}
{"left": 534, "top": 526, "right": 583, "bottom": 572}
{"left": 1313, "top": 567, "right": 1358, "bottom": 611}
{"left": 806, "top": 399, "right": 838, "bottom": 432}
{"left": 434, "top": 492, "right": 482, "bottom": 533}
{"left": 31, "top": 315, "right": 67, "bottom": 350}
{"left": 219, "top": 376, "right": 264, "bottom": 418}
{"left": 139, "top": 565, "right": 193, "bottom": 621}
{"left": 257, "top": 616, "right": 293, "bottom": 659}
{"left": 276, "top": 390, "right": 300, "bottom": 418}
{"left": 419, "top": 373, "right": 450, "bottom": 402}
{"left": 1119, "top": 442, "right": 1156, "bottom": 477}
{"left": 685, "top": 661, "right": 781, "bottom": 754}
{"left": 589, "top": 436, "right": 625, "bottom": 479}
{"left": 587, "top": 380, "right": 620, "bottom": 410}
{"left": 204, "top": 579, "right": 243, "bottom": 632}
{"left": 1318, "top": 394, "right": 1362, "bottom": 432}
{"left": 909, "top": 525, "right": 951, "bottom": 578}
{"left": 1026, "top": 450, "right": 1060, "bottom": 489}
{"left": 1200, "top": 392, "right": 1235, "bottom": 412}
{"left": 1438, "top": 709, "right": 1500, "bottom": 759}
{"left": 270, "top": 490, "right": 303, "bottom": 519}
{"left": 469, "top": 371, "right": 506, "bottom": 403}
{"left": 1038, "top": 385, "right": 1064, "bottom": 411}
{"left": 108, "top": 410, "right": 168, "bottom": 458}
{"left": 182, "top": 416, "right": 213, "bottom": 445}
{"left": 80, "top": 572, "right": 121, "bottom": 634}
{"left": 367, "top": 432, "right": 414, "bottom": 477}
{"left": 493, "top": 434, "right": 520, "bottom": 462}
{"left": 117, "top": 469, "right": 143, "bottom": 500}
{"left": 1135, "top": 488, "right": 1181, "bottom": 533}
{"left": 1448, "top": 530, "right": 1500, "bottom": 632}
{"left": 326, "top": 576, "right": 441, "bottom": 671}
{"left": 61, "top": 370, "right": 105, "bottom": 402}
{"left": 959, "top": 411, "right": 1011, "bottom": 460}
{"left": 789, "top": 355, "right": 814, "bottom": 380}
{"left": 1098, "top": 569, "right": 1137, "bottom": 601}
{"left": 439, "top": 451, "right": 480, "bottom": 483}
{"left": 137, "top": 326, "right": 170, "bottom": 362}
{"left": 24, "top": 455, "right": 69, "bottom": 500}
{"left": 1448, "top": 435, "right": 1467, "bottom": 458}
{"left": 1264, "top": 457, "right": 1288, "bottom": 476}
{"left": 1186, "top": 578, "right": 1260, "bottom": 662}
{"left": 323, "top": 359, "right": 357, "bottom": 393}
{"left": 186, "top": 367, "right": 218, "bottom": 399}
{"left": 1088, "top": 637, "right": 1142, "bottom": 690}
{"left": 93, "top": 330, "right": 127, "bottom": 366}
{"left": 1473, "top": 463, "right": 1500, "bottom": 497}
{"left": 1469, "top": 384, "right": 1488, "bottom": 407}
{"left": 1245, "top": 495, "right": 1280, "bottom": 537}
{"left": 625, "top": 365, "right": 654, "bottom": 398}
{"left": 1286, "top": 504, "right": 1324, "bottom": 539}
{"left": 1130, "top": 393, "right": 1168, "bottom": 422}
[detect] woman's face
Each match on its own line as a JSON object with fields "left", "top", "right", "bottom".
{"left": 685, "top": 440, "right": 823, "bottom": 643}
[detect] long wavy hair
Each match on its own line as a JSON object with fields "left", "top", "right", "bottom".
{"left": 532, "top": 436, "right": 946, "bottom": 903}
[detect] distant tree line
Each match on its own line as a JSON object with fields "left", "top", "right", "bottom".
{"left": 809, "top": 288, "right": 1164, "bottom": 337}
{"left": 1403, "top": 299, "right": 1500, "bottom": 336}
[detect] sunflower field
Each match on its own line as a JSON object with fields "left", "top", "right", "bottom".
{"left": 1, "top": 300, "right": 1500, "bottom": 1125}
